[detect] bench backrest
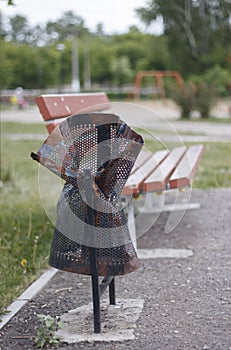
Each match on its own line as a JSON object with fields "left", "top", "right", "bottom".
{"left": 35, "top": 92, "right": 111, "bottom": 133}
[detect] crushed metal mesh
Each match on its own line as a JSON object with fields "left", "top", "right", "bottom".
{"left": 31, "top": 113, "right": 143, "bottom": 276}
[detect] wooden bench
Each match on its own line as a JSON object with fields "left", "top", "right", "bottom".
{"left": 34, "top": 92, "right": 204, "bottom": 333}
{"left": 36, "top": 92, "right": 204, "bottom": 215}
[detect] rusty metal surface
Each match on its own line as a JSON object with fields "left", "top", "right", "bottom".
{"left": 31, "top": 113, "right": 143, "bottom": 276}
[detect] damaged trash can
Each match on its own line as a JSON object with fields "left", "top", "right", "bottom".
{"left": 31, "top": 112, "right": 143, "bottom": 332}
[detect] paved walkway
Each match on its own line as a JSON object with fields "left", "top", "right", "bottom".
{"left": 1, "top": 100, "right": 231, "bottom": 348}
{"left": 1, "top": 100, "right": 231, "bottom": 142}
{"left": 0, "top": 189, "right": 231, "bottom": 349}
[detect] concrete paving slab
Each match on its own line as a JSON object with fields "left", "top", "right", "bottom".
{"left": 56, "top": 298, "right": 144, "bottom": 343}
{"left": 138, "top": 248, "right": 193, "bottom": 259}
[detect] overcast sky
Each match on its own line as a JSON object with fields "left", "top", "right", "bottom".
{"left": 1, "top": 0, "right": 159, "bottom": 34}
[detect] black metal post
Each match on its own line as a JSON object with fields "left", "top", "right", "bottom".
{"left": 84, "top": 169, "right": 101, "bottom": 333}
{"left": 109, "top": 278, "right": 116, "bottom": 305}
{"left": 90, "top": 251, "right": 101, "bottom": 333}
{"left": 83, "top": 123, "right": 117, "bottom": 333}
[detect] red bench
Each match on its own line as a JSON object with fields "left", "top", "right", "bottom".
{"left": 36, "top": 92, "right": 204, "bottom": 233}
{"left": 36, "top": 92, "right": 204, "bottom": 196}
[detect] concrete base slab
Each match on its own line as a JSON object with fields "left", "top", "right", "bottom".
{"left": 56, "top": 298, "right": 144, "bottom": 343}
{"left": 137, "top": 248, "right": 193, "bottom": 259}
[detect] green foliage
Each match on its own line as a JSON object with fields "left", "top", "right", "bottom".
{"left": 190, "top": 65, "right": 231, "bottom": 97}
{"left": 0, "top": 4, "right": 231, "bottom": 90}
{"left": 204, "top": 66, "right": 231, "bottom": 97}
{"left": 193, "top": 81, "right": 217, "bottom": 119}
{"left": 35, "top": 314, "right": 63, "bottom": 348}
{"left": 171, "top": 79, "right": 217, "bottom": 119}
{"left": 170, "top": 83, "right": 195, "bottom": 119}
{"left": 0, "top": 40, "right": 62, "bottom": 88}
{"left": 89, "top": 36, "right": 114, "bottom": 83}
{"left": 136, "top": 1, "right": 231, "bottom": 76}
{"left": 0, "top": 41, "right": 14, "bottom": 88}
{"left": 110, "top": 30, "right": 148, "bottom": 71}
{"left": 8, "top": 14, "right": 29, "bottom": 43}
{"left": 110, "top": 56, "right": 133, "bottom": 86}
{"left": 45, "top": 11, "right": 87, "bottom": 42}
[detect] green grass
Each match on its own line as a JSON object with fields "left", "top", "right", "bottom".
{"left": 134, "top": 127, "right": 206, "bottom": 137}
{"left": 0, "top": 139, "right": 54, "bottom": 316}
{"left": 1, "top": 122, "right": 47, "bottom": 134}
{"left": 0, "top": 126, "right": 231, "bottom": 316}
{"left": 192, "top": 142, "right": 231, "bottom": 188}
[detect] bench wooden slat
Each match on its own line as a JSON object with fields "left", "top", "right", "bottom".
{"left": 130, "top": 150, "right": 153, "bottom": 175}
{"left": 169, "top": 144, "right": 204, "bottom": 189}
{"left": 36, "top": 93, "right": 111, "bottom": 133}
{"left": 122, "top": 149, "right": 169, "bottom": 195}
{"left": 143, "top": 146, "right": 186, "bottom": 192}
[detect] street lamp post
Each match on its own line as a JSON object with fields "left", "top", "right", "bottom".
{"left": 72, "top": 36, "right": 80, "bottom": 92}
{"left": 56, "top": 43, "right": 65, "bottom": 93}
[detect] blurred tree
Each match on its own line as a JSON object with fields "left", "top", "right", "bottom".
{"left": 46, "top": 11, "right": 88, "bottom": 42}
{"left": 110, "top": 29, "right": 170, "bottom": 75}
{"left": 4, "top": 11, "right": 88, "bottom": 46}
{"left": 1, "top": 3, "right": 228, "bottom": 92}
{"left": 111, "top": 56, "right": 133, "bottom": 86}
{"left": 111, "top": 29, "right": 147, "bottom": 71}
{"left": 136, "top": 0, "right": 231, "bottom": 75}
{"left": 0, "top": 0, "right": 14, "bottom": 5}
{"left": 0, "top": 11, "right": 6, "bottom": 38}
{"left": 7, "top": 14, "right": 30, "bottom": 43}
{"left": 95, "top": 23, "right": 105, "bottom": 36}
{"left": 0, "top": 40, "right": 14, "bottom": 89}
{"left": 89, "top": 36, "right": 114, "bottom": 84}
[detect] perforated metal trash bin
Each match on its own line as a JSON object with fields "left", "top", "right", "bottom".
{"left": 31, "top": 112, "right": 143, "bottom": 276}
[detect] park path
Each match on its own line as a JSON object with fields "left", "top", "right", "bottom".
{"left": 1, "top": 189, "right": 231, "bottom": 349}
{"left": 1, "top": 100, "right": 231, "bottom": 142}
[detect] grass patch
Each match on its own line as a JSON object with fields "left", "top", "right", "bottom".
{"left": 0, "top": 133, "right": 231, "bottom": 316}
{"left": 192, "top": 142, "right": 231, "bottom": 188}
{"left": 1, "top": 122, "right": 47, "bottom": 134}
{"left": 0, "top": 139, "right": 54, "bottom": 316}
{"left": 134, "top": 127, "right": 206, "bottom": 137}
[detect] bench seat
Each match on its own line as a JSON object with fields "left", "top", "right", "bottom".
{"left": 122, "top": 144, "right": 203, "bottom": 195}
